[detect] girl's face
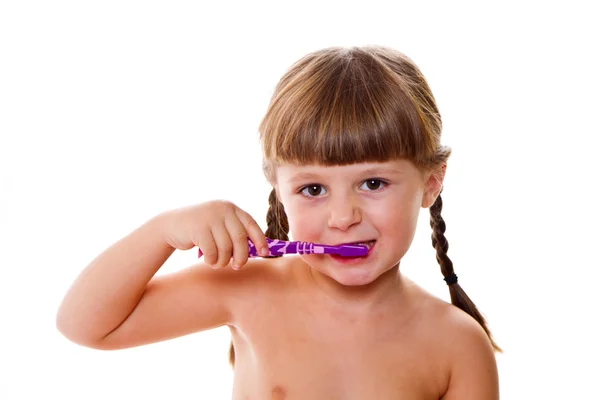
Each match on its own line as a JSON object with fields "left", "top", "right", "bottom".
{"left": 274, "top": 159, "right": 444, "bottom": 286}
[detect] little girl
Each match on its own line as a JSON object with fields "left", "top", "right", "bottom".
{"left": 57, "top": 45, "right": 501, "bottom": 399}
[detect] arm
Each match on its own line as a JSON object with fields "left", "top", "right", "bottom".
{"left": 441, "top": 315, "right": 500, "bottom": 400}
{"left": 56, "top": 201, "right": 268, "bottom": 350}
{"left": 55, "top": 212, "right": 236, "bottom": 350}
{"left": 56, "top": 213, "right": 176, "bottom": 348}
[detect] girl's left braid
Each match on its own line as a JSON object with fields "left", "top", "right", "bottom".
{"left": 430, "top": 190, "right": 502, "bottom": 352}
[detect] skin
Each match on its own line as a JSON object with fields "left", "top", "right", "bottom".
{"left": 56, "top": 159, "right": 499, "bottom": 399}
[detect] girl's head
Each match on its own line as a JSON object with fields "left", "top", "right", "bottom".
{"left": 258, "top": 46, "right": 450, "bottom": 279}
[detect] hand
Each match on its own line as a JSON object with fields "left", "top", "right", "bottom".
{"left": 161, "top": 200, "right": 268, "bottom": 270}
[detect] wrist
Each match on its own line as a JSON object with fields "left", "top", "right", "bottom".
{"left": 151, "top": 210, "right": 177, "bottom": 250}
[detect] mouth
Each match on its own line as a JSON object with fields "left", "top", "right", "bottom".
{"left": 341, "top": 240, "right": 376, "bottom": 250}
{"left": 329, "top": 240, "right": 377, "bottom": 262}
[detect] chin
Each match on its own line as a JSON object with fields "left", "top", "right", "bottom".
{"left": 328, "top": 267, "right": 381, "bottom": 286}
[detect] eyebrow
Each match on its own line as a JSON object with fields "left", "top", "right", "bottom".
{"left": 360, "top": 167, "right": 406, "bottom": 176}
{"left": 287, "top": 167, "right": 405, "bottom": 183}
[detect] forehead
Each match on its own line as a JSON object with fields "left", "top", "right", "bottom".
{"left": 275, "top": 159, "right": 419, "bottom": 182}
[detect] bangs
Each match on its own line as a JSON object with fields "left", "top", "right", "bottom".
{"left": 259, "top": 47, "right": 441, "bottom": 171}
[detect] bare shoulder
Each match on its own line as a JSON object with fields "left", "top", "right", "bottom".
{"left": 424, "top": 296, "right": 500, "bottom": 400}
{"left": 161, "top": 255, "right": 291, "bottom": 320}
{"left": 210, "top": 256, "right": 292, "bottom": 311}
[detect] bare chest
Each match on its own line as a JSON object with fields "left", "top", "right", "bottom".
{"left": 230, "top": 300, "right": 448, "bottom": 400}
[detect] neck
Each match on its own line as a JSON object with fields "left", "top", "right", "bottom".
{"left": 305, "top": 261, "right": 408, "bottom": 315}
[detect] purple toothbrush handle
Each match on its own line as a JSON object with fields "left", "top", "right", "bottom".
{"left": 197, "top": 238, "right": 281, "bottom": 258}
{"left": 259, "top": 239, "right": 368, "bottom": 257}
{"left": 198, "top": 238, "right": 367, "bottom": 258}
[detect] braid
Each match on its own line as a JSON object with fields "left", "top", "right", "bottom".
{"left": 265, "top": 188, "right": 290, "bottom": 243}
{"left": 429, "top": 194, "right": 454, "bottom": 279}
{"left": 229, "top": 188, "right": 290, "bottom": 367}
{"left": 430, "top": 192, "right": 503, "bottom": 353}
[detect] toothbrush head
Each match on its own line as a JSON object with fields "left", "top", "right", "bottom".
{"left": 334, "top": 243, "right": 369, "bottom": 257}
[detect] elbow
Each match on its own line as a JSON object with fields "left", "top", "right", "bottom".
{"left": 55, "top": 309, "right": 106, "bottom": 350}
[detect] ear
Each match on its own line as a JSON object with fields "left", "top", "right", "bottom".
{"left": 421, "top": 163, "right": 446, "bottom": 209}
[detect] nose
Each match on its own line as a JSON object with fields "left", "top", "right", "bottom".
{"left": 327, "top": 193, "right": 362, "bottom": 231}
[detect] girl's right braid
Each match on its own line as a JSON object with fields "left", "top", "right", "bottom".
{"left": 265, "top": 188, "right": 290, "bottom": 244}
{"left": 429, "top": 192, "right": 502, "bottom": 353}
{"left": 229, "top": 188, "right": 291, "bottom": 367}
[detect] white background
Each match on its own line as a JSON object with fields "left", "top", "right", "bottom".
{"left": 1, "top": 1, "right": 598, "bottom": 398}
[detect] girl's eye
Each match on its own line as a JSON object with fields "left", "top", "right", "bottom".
{"left": 300, "top": 185, "right": 326, "bottom": 197}
{"left": 360, "top": 179, "right": 386, "bottom": 191}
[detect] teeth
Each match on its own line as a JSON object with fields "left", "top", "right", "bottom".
{"left": 355, "top": 241, "right": 374, "bottom": 249}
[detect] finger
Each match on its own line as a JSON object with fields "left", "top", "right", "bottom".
{"left": 211, "top": 223, "right": 234, "bottom": 269}
{"left": 224, "top": 216, "right": 250, "bottom": 269}
{"left": 235, "top": 208, "right": 269, "bottom": 257}
{"left": 197, "top": 229, "right": 219, "bottom": 267}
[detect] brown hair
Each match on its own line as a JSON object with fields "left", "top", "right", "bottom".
{"left": 228, "top": 45, "right": 501, "bottom": 367}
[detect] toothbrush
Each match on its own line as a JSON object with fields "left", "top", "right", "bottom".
{"left": 197, "top": 238, "right": 369, "bottom": 258}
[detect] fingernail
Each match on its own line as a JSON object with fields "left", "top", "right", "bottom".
{"left": 232, "top": 263, "right": 240, "bottom": 270}
{"left": 260, "top": 247, "right": 268, "bottom": 256}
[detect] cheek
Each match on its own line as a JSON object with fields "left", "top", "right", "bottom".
{"left": 368, "top": 195, "right": 420, "bottom": 233}
{"left": 284, "top": 202, "right": 324, "bottom": 240}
